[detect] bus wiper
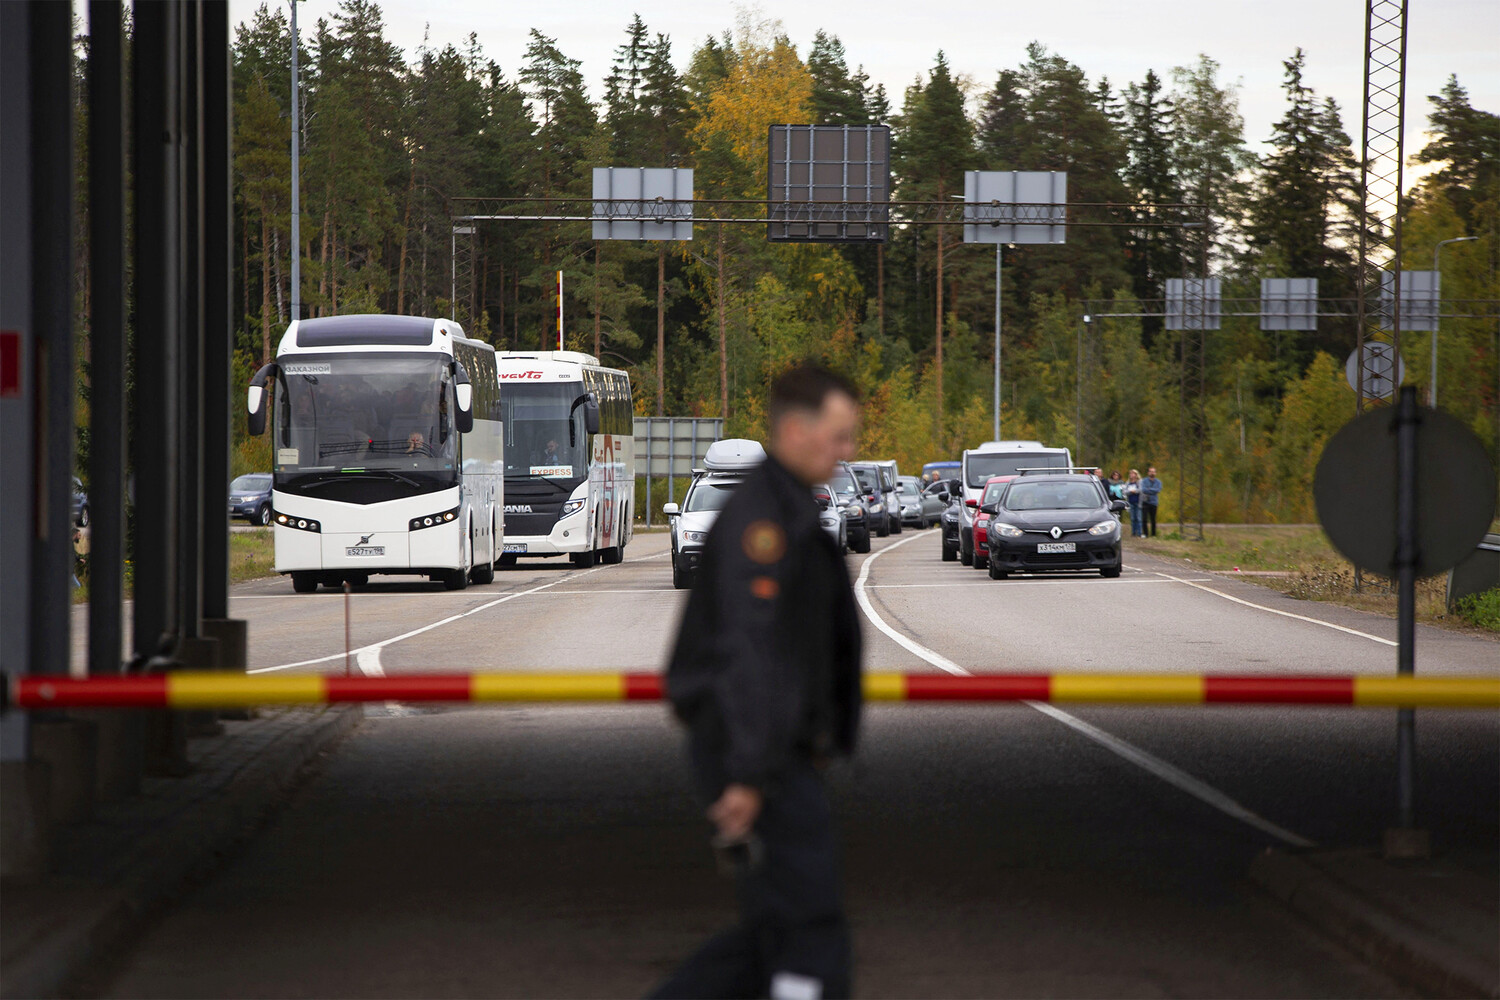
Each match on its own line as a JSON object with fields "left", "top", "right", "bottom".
{"left": 299, "top": 469, "right": 423, "bottom": 490}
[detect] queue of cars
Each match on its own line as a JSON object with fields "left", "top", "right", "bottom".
{"left": 934, "top": 447, "right": 1126, "bottom": 579}
{"left": 664, "top": 445, "right": 944, "bottom": 588}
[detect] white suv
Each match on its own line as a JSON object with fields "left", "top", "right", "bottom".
{"left": 664, "top": 439, "right": 766, "bottom": 589}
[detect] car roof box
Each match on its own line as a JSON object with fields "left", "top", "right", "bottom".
{"left": 703, "top": 438, "right": 766, "bottom": 471}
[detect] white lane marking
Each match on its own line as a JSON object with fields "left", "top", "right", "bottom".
{"left": 1148, "top": 569, "right": 1396, "bottom": 647}
{"left": 250, "top": 565, "right": 609, "bottom": 673}
{"left": 1025, "top": 702, "right": 1315, "bottom": 847}
{"left": 854, "top": 533, "right": 966, "bottom": 676}
{"left": 865, "top": 578, "right": 1215, "bottom": 588}
{"left": 854, "top": 534, "right": 1316, "bottom": 849}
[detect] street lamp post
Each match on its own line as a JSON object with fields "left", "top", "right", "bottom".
{"left": 1430, "top": 235, "right": 1478, "bottom": 408}
{"left": 289, "top": 0, "right": 301, "bottom": 321}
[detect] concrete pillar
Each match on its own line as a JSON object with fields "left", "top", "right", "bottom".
{"left": 203, "top": 618, "right": 250, "bottom": 720}
{"left": 74, "top": 709, "right": 144, "bottom": 802}
{"left": 178, "top": 635, "right": 223, "bottom": 738}
{"left": 29, "top": 718, "right": 99, "bottom": 825}
{"left": 0, "top": 760, "right": 51, "bottom": 881}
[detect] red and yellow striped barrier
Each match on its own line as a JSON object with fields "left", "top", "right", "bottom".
{"left": 7, "top": 672, "right": 1499, "bottom": 710}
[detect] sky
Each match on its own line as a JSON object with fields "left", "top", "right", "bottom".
{"left": 234, "top": 0, "right": 1499, "bottom": 160}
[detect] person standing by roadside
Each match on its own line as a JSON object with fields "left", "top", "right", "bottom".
{"left": 1140, "top": 466, "right": 1163, "bottom": 537}
{"left": 1107, "top": 471, "right": 1124, "bottom": 500}
{"left": 1125, "top": 469, "right": 1143, "bottom": 537}
{"left": 654, "top": 364, "right": 864, "bottom": 1000}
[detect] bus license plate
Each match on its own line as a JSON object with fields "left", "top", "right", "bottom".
{"left": 346, "top": 546, "right": 385, "bottom": 557}
{"left": 503, "top": 543, "right": 528, "bottom": 553}
{"left": 1037, "top": 542, "right": 1075, "bottom": 554}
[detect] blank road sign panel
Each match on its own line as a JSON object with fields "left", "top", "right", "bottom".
{"left": 963, "top": 171, "right": 1067, "bottom": 245}
{"left": 767, "top": 124, "right": 889, "bottom": 243}
{"left": 592, "top": 167, "right": 694, "bottom": 241}
{"left": 1260, "top": 277, "right": 1318, "bottom": 331}
{"left": 1165, "top": 277, "right": 1223, "bottom": 331}
{"left": 1379, "top": 270, "right": 1439, "bottom": 332}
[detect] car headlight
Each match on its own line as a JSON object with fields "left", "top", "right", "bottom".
{"left": 682, "top": 530, "right": 708, "bottom": 543}
{"left": 991, "top": 522, "right": 1023, "bottom": 537}
{"left": 560, "top": 498, "right": 586, "bottom": 517}
{"left": 1089, "top": 520, "right": 1119, "bottom": 536}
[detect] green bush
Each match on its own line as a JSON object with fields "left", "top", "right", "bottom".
{"left": 1454, "top": 588, "right": 1500, "bottom": 632}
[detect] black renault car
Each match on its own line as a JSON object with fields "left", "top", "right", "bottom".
{"left": 981, "top": 473, "right": 1126, "bottom": 579}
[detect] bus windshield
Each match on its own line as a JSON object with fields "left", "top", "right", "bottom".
{"left": 965, "top": 452, "right": 1067, "bottom": 488}
{"left": 274, "top": 353, "right": 456, "bottom": 479}
{"left": 500, "top": 382, "right": 588, "bottom": 483}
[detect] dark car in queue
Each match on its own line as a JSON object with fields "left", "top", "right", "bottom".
{"left": 982, "top": 473, "right": 1126, "bottom": 579}
{"left": 897, "top": 475, "right": 944, "bottom": 529}
{"left": 829, "top": 461, "right": 873, "bottom": 554}
{"left": 849, "top": 463, "right": 894, "bottom": 537}
{"left": 938, "top": 478, "right": 963, "bottom": 561}
{"left": 229, "top": 473, "right": 274, "bottom": 525}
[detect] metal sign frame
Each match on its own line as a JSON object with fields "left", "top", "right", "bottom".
{"left": 1260, "top": 278, "right": 1319, "bottom": 331}
{"left": 766, "top": 124, "right": 889, "bottom": 243}
{"left": 962, "top": 171, "right": 1067, "bottom": 245}
{"left": 592, "top": 167, "right": 694, "bottom": 242}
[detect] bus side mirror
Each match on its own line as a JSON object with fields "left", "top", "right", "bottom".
{"left": 453, "top": 363, "right": 474, "bottom": 434}
{"left": 246, "top": 363, "right": 278, "bottom": 436}
{"left": 568, "top": 392, "right": 600, "bottom": 447}
{"left": 583, "top": 397, "right": 600, "bottom": 435}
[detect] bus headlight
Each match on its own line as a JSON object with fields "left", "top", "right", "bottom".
{"left": 560, "top": 498, "right": 586, "bottom": 518}
{"left": 410, "top": 507, "right": 460, "bottom": 532}
{"left": 273, "top": 512, "right": 320, "bottom": 533}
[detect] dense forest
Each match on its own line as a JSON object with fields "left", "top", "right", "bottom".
{"left": 78, "top": 3, "right": 1500, "bottom": 522}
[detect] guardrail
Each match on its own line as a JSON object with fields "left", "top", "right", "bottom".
{"left": 7, "top": 672, "right": 1498, "bottom": 710}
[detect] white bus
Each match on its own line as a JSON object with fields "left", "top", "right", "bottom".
{"left": 245, "top": 314, "right": 503, "bottom": 592}
{"left": 495, "top": 350, "right": 634, "bottom": 567}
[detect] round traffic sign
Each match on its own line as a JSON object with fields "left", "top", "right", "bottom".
{"left": 1345, "top": 343, "right": 1405, "bottom": 401}
{"left": 1314, "top": 405, "right": 1496, "bottom": 577}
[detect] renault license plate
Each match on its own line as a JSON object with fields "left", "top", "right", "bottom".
{"left": 346, "top": 545, "right": 385, "bottom": 557}
{"left": 503, "top": 543, "right": 528, "bottom": 553}
{"left": 1037, "top": 542, "right": 1075, "bottom": 554}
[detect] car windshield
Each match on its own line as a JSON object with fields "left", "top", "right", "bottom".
{"left": 965, "top": 452, "right": 1068, "bottom": 488}
{"left": 829, "top": 469, "right": 859, "bottom": 494}
{"left": 231, "top": 475, "right": 271, "bottom": 492}
{"left": 1004, "top": 481, "right": 1102, "bottom": 511}
{"left": 685, "top": 480, "right": 739, "bottom": 512}
{"left": 983, "top": 482, "right": 1008, "bottom": 504}
{"left": 852, "top": 468, "right": 880, "bottom": 492}
{"left": 898, "top": 480, "right": 919, "bottom": 496}
{"left": 275, "top": 353, "right": 455, "bottom": 474}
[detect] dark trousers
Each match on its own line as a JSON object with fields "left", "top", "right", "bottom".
{"left": 650, "top": 755, "right": 850, "bottom": 1000}
{"left": 1143, "top": 502, "right": 1158, "bottom": 537}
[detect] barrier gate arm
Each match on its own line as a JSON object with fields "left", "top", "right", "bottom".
{"left": 5, "top": 672, "right": 1499, "bottom": 710}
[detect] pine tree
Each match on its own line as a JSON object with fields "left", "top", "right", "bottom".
{"left": 807, "top": 31, "right": 866, "bottom": 124}
{"left": 976, "top": 69, "right": 1025, "bottom": 166}
{"left": 1169, "top": 54, "right": 1253, "bottom": 264}
{"left": 604, "top": 16, "right": 653, "bottom": 162}
{"left": 1122, "top": 69, "right": 1183, "bottom": 305}
{"left": 1413, "top": 75, "right": 1500, "bottom": 235}
{"left": 641, "top": 33, "right": 691, "bottom": 164}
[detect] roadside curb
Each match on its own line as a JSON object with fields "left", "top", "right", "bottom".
{"left": 1248, "top": 848, "right": 1499, "bottom": 999}
{"left": 0, "top": 706, "right": 361, "bottom": 1000}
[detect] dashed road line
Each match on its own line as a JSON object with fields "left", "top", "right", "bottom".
{"left": 854, "top": 534, "right": 1316, "bottom": 849}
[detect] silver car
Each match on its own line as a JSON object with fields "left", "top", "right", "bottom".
{"left": 897, "top": 475, "right": 944, "bottom": 528}
{"left": 813, "top": 484, "right": 848, "bottom": 554}
{"left": 664, "top": 439, "right": 766, "bottom": 589}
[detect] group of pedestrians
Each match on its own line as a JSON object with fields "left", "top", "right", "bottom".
{"left": 1102, "top": 467, "right": 1163, "bottom": 537}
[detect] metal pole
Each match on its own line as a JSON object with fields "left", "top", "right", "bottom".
{"left": 1394, "top": 385, "right": 1418, "bottom": 832}
{"left": 288, "top": 0, "right": 300, "bottom": 320}
{"left": 993, "top": 244, "right": 1001, "bottom": 440}
{"left": 201, "top": 0, "right": 233, "bottom": 623}
{"left": 1076, "top": 317, "right": 1085, "bottom": 459}
{"left": 88, "top": 0, "right": 127, "bottom": 676}
{"left": 450, "top": 228, "right": 456, "bottom": 320}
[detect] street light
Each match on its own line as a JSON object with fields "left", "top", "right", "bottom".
{"left": 1430, "top": 235, "right": 1479, "bottom": 408}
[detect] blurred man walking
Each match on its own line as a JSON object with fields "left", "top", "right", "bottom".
{"left": 653, "top": 364, "right": 864, "bottom": 1000}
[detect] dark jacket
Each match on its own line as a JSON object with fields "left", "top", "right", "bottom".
{"left": 667, "top": 454, "right": 863, "bottom": 792}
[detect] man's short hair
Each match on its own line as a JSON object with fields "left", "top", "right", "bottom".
{"left": 767, "top": 363, "right": 858, "bottom": 427}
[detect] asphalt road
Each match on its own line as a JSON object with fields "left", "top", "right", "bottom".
{"left": 92, "top": 529, "right": 1500, "bottom": 997}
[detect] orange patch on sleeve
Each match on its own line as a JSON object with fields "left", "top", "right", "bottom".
{"left": 749, "top": 575, "right": 780, "bottom": 600}
{"left": 742, "top": 520, "right": 787, "bottom": 564}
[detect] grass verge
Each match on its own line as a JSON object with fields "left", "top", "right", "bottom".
{"left": 72, "top": 527, "right": 278, "bottom": 604}
{"left": 1126, "top": 525, "right": 1486, "bottom": 633}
